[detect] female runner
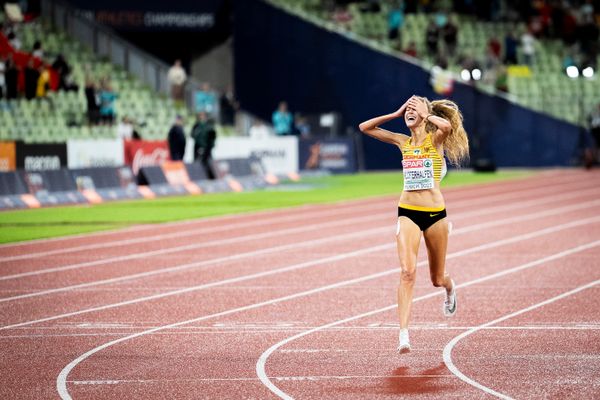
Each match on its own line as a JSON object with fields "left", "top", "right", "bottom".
{"left": 359, "top": 96, "right": 469, "bottom": 352}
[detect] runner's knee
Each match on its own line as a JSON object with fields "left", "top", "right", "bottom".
{"left": 431, "top": 275, "right": 445, "bottom": 287}
{"left": 400, "top": 267, "right": 417, "bottom": 284}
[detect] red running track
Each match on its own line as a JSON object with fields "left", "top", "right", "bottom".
{"left": 1, "top": 169, "right": 599, "bottom": 399}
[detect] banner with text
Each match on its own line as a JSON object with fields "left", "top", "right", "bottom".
{"left": 123, "top": 140, "right": 170, "bottom": 175}
{"left": 298, "top": 138, "right": 357, "bottom": 173}
{"left": 67, "top": 139, "right": 124, "bottom": 169}
{"left": 212, "top": 137, "right": 298, "bottom": 175}
{"left": 16, "top": 142, "right": 68, "bottom": 171}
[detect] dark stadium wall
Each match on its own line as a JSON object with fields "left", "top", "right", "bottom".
{"left": 233, "top": 0, "right": 582, "bottom": 169}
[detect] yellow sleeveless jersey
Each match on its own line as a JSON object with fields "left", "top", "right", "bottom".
{"left": 401, "top": 134, "right": 446, "bottom": 192}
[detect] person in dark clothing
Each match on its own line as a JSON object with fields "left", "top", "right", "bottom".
{"left": 84, "top": 78, "right": 99, "bottom": 124}
{"left": 191, "top": 112, "right": 213, "bottom": 161}
{"left": 425, "top": 18, "right": 439, "bottom": 58}
{"left": 219, "top": 88, "right": 238, "bottom": 126}
{"left": 52, "top": 54, "right": 71, "bottom": 91}
{"left": 200, "top": 129, "right": 216, "bottom": 179}
{"left": 168, "top": 115, "right": 186, "bottom": 161}
{"left": 503, "top": 31, "right": 519, "bottom": 65}
{"left": 5, "top": 56, "right": 18, "bottom": 99}
{"left": 24, "top": 59, "right": 39, "bottom": 100}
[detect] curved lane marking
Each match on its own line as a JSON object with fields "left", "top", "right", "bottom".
{"left": 256, "top": 240, "right": 600, "bottom": 399}
{"left": 442, "top": 279, "right": 599, "bottom": 399}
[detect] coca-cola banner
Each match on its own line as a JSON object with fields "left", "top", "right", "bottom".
{"left": 124, "top": 140, "right": 170, "bottom": 175}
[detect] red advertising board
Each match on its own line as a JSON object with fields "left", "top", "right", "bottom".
{"left": 123, "top": 140, "right": 170, "bottom": 175}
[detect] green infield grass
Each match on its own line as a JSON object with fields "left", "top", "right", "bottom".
{"left": 0, "top": 170, "right": 532, "bottom": 244}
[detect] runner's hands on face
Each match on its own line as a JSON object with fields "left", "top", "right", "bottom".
{"left": 393, "top": 98, "right": 413, "bottom": 118}
{"left": 407, "top": 96, "right": 429, "bottom": 119}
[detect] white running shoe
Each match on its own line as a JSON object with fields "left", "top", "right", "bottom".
{"left": 397, "top": 329, "right": 411, "bottom": 353}
{"left": 443, "top": 279, "right": 457, "bottom": 317}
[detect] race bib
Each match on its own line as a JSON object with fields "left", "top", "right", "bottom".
{"left": 402, "top": 158, "right": 434, "bottom": 191}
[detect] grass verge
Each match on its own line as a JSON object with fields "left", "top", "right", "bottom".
{"left": 0, "top": 170, "right": 532, "bottom": 244}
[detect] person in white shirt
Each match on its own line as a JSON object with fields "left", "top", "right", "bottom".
{"left": 249, "top": 119, "right": 271, "bottom": 139}
{"left": 117, "top": 116, "right": 134, "bottom": 140}
{"left": 520, "top": 30, "right": 536, "bottom": 66}
{"left": 167, "top": 59, "right": 187, "bottom": 101}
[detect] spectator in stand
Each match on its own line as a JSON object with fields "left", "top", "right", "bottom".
{"left": 191, "top": 111, "right": 214, "bottom": 161}
{"left": 403, "top": 41, "right": 418, "bottom": 58}
{"left": 425, "top": 17, "right": 439, "bottom": 58}
{"left": 488, "top": 37, "right": 501, "bottom": 59}
{"left": 117, "top": 116, "right": 134, "bottom": 140}
{"left": 388, "top": 1, "right": 405, "bottom": 45}
{"left": 332, "top": 5, "right": 352, "bottom": 29}
{"left": 167, "top": 59, "right": 187, "bottom": 102}
{"left": 52, "top": 54, "right": 71, "bottom": 91}
{"left": 84, "top": 77, "right": 100, "bottom": 124}
{"left": 0, "top": 55, "right": 5, "bottom": 99}
{"left": 24, "top": 59, "right": 39, "bottom": 100}
{"left": 36, "top": 64, "right": 50, "bottom": 98}
{"left": 194, "top": 82, "right": 218, "bottom": 117}
{"left": 248, "top": 119, "right": 271, "bottom": 139}
{"left": 578, "top": 13, "right": 599, "bottom": 66}
{"left": 495, "top": 65, "right": 509, "bottom": 93}
{"left": 483, "top": 46, "right": 501, "bottom": 85}
{"left": 272, "top": 101, "right": 293, "bottom": 136}
{"left": 503, "top": 31, "right": 519, "bottom": 65}
{"left": 32, "top": 40, "right": 43, "bottom": 59}
{"left": 7, "top": 31, "right": 21, "bottom": 50}
{"left": 520, "top": 28, "right": 536, "bottom": 66}
{"left": 219, "top": 86, "right": 239, "bottom": 126}
{"left": 588, "top": 103, "right": 600, "bottom": 164}
{"left": 442, "top": 15, "right": 458, "bottom": 59}
{"left": 167, "top": 115, "right": 186, "bottom": 161}
{"left": 98, "top": 79, "right": 118, "bottom": 125}
{"left": 5, "top": 55, "right": 18, "bottom": 99}
{"left": 294, "top": 113, "right": 311, "bottom": 138}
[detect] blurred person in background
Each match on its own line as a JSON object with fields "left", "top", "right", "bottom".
{"left": 441, "top": 15, "right": 458, "bottom": 59}
{"left": 117, "top": 116, "right": 134, "bottom": 140}
{"left": 249, "top": 119, "right": 271, "bottom": 139}
{"left": 5, "top": 55, "right": 18, "bottom": 99}
{"left": 52, "top": 54, "right": 71, "bottom": 91}
{"left": 359, "top": 95, "right": 469, "bottom": 353}
{"left": 7, "top": 31, "right": 21, "bottom": 50}
{"left": 388, "top": 1, "right": 405, "bottom": 48}
{"left": 0, "top": 54, "right": 5, "bottom": 98}
{"left": 32, "top": 40, "right": 43, "bottom": 59}
{"left": 272, "top": 101, "right": 293, "bottom": 136}
{"left": 194, "top": 82, "right": 218, "bottom": 117}
{"left": 24, "top": 58, "right": 39, "bottom": 100}
{"left": 425, "top": 17, "right": 439, "bottom": 59}
{"left": 191, "top": 111, "right": 214, "bottom": 161}
{"left": 99, "top": 79, "right": 118, "bottom": 125}
{"left": 168, "top": 115, "right": 186, "bottom": 161}
{"left": 36, "top": 64, "right": 50, "bottom": 98}
{"left": 520, "top": 28, "right": 536, "bottom": 66}
{"left": 503, "top": 30, "right": 519, "bottom": 65}
{"left": 219, "top": 86, "right": 239, "bottom": 126}
{"left": 84, "top": 77, "right": 100, "bottom": 125}
{"left": 167, "top": 59, "right": 187, "bottom": 102}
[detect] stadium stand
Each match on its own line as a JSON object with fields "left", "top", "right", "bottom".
{"left": 268, "top": 0, "right": 600, "bottom": 126}
{"left": 0, "top": 12, "right": 196, "bottom": 143}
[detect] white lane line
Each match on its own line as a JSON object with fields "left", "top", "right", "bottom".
{"left": 0, "top": 211, "right": 391, "bottom": 281}
{"left": 3, "top": 198, "right": 600, "bottom": 303}
{"left": 6, "top": 325, "right": 600, "bottom": 340}
{"left": 53, "top": 227, "right": 600, "bottom": 400}
{"left": 4, "top": 207, "right": 600, "bottom": 329}
{"left": 65, "top": 373, "right": 456, "bottom": 385}
{"left": 442, "top": 280, "right": 600, "bottom": 400}
{"left": 0, "top": 201, "right": 391, "bottom": 263}
{"left": 255, "top": 240, "right": 600, "bottom": 400}
{"left": 0, "top": 174, "right": 585, "bottom": 261}
{"left": 3, "top": 181, "right": 597, "bottom": 283}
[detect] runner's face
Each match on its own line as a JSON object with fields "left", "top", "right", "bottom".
{"left": 404, "top": 106, "right": 422, "bottom": 128}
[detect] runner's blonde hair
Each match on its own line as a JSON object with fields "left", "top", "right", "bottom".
{"left": 417, "top": 97, "right": 470, "bottom": 166}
